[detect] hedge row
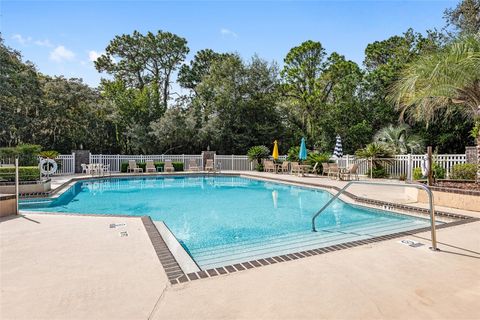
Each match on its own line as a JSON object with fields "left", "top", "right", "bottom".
{"left": 0, "top": 166, "right": 40, "bottom": 182}
{"left": 120, "top": 162, "right": 184, "bottom": 173}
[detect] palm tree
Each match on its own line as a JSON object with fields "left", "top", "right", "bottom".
{"left": 390, "top": 35, "right": 480, "bottom": 181}
{"left": 374, "top": 124, "right": 424, "bottom": 154}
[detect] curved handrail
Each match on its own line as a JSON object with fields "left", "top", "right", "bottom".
{"left": 311, "top": 181, "right": 438, "bottom": 251}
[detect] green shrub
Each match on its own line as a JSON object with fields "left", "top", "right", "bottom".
{"left": 366, "top": 166, "right": 389, "bottom": 178}
{"left": 0, "top": 166, "right": 40, "bottom": 182}
{"left": 287, "top": 146, "right": 300, "bottom": 162}
{"left": 307, "top": 152, "right": 331, "bottom": 174}
{"left": 120, "top": 161, "right": 184, "bottom": 173}
{"left": 413, "top": 163, "right": 446, "bottom": 180}
{"left": 413, "top": 167, "right": 423, "bottom": 180}
{"left": 433, "top": 163, "right": 445, "bottom": 180}
{"left": 16, "top": 144, "right": 42, "bottom": 166}
{"left": 247, "top": 146, "right": 270, "bottom": 165}
{"left": 451, "top": 163, "right": 477, "bottom": 180}
{"left": 0, "top": 144, "right": 43, "bottom": 166}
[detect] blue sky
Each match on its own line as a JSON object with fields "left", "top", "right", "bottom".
{"left": 1, "top": 0, "right": 456, "bottom": 88}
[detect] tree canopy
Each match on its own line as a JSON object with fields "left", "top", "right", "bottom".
{"left": 1, "top": 0, "right": 478, "bottom": 156}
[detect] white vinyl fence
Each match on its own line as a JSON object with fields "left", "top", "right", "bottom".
{"left": 51, "top": 153, "right": 467, "bottom": 179}
{"left": 335, "top": 154, "right": 466, "bottom": 179}
{"left": 88, "top": 154, "right": 203, "bottom": 173}
{"left": 55, "top": 154, "right": 76, "bottom": 175}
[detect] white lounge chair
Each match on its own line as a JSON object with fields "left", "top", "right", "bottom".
{"left": 127, "top": 160, "right": 143, "bottom": 173}
{"left": 145, "top": 160, "right": 156, "bottom": 173}
{"left": 188, "top": 159, "right": 200, "bottom": 171}
{"left": 164, "top": 160, "right": 175, "bottom": 173}
{"left": 205, "top": 159, "right": 215, "bottom": 172}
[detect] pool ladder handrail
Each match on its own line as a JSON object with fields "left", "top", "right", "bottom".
{"left": 311, "top": 181, "right": 438, "bottom": 251}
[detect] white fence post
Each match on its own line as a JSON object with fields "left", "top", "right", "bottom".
{"left": 407, "top": 154, "right": 412, "bottom": 180}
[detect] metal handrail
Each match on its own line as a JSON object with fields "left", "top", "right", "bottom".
{"left": 311, "top": 181, "right": 438, "bottom": 251}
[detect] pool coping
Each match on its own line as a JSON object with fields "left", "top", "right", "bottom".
{"left": 19, "top": 173, "right": 480, "bottom": 285}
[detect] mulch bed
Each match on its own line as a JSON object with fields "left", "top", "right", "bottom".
{"left": 434, "top": 181, "right": 480, "bottom": 191}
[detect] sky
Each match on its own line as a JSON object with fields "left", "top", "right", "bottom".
{"left": 1, "top": 0, "right": 457, "bottom": 88}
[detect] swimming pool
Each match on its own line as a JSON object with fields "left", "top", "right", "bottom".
{"left": 21, "top": 176, "right": 433, "bottom": 269}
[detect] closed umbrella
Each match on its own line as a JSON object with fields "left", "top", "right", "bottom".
{"left": 272, "top": 140, "right": 279, "bottom": 161}
{"left": 333, "top": 135, "right": 343, "bottom": 158}
{"left": 299, "top": 137, "right": 307, "bottom": 161}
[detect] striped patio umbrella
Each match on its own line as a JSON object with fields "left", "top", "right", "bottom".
{"left": 333, "top": 135, "right": 343, "bottom": 158}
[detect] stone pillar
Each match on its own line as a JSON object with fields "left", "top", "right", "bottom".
{"left": 465, "top": 146, "right": 477, "bottom": 164}
{"left": 72, "top": 150, "right": 90, "bottom": 173}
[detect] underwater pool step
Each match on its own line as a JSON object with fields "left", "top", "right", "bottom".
{"left": 190, "top": 219, "right": 422, "bottom": 257}
{"left": 190, "top": 220, "right": 431, "bottom": 269}
{"left": 192, "top": 221, "right": 417, "bottom": 263}
{"left": 190, "top": 218, "right": 405, "bottom": 255}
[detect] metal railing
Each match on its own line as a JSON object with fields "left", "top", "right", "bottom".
{"left": 311, "top": 181, "right": 438, "bottom": 251}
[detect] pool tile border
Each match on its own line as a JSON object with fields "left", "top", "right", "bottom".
{"left": 140, "top": 216, "right": 186, "bottom": 283}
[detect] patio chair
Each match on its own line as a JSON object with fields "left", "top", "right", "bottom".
{"left": 328, "top": 163, "right": 339, "bottom": 179}
{"left": 310, "top": 162, "right": 319, "bottom": 175}
{"left": 188, "top": 159, "right": 200, "bottom": 171}
{"left": 280, "top": 161, "right": 290, "bottom": 173}
{"left": 321, "top": 163, "right": 330, "bottom": 176}
{"left": 205, "top": 159, "right": 215, "bottom": 172}
{"left": 145, "top": 160, "right": 156, "bottom": 173}
{"left": 290, "top": 162, "right": 302, "bottom": 175}
{"left": 127, "top": 160, "right": 143, "bottom": 173}
{"left": 81, "top": 163, "right": 88, "bottom": 174}
{"left": 263, "top": 160, "right": 276, "bottom": 173}
{"left": 164, "top": 160, "right": 175, "bottom": 173}
{"left": 340, "top": 163, "right": 359, "bottom": 181}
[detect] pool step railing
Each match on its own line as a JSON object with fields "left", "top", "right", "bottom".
{"left": 310, "top": 181, "right": 438, "bottom": 251}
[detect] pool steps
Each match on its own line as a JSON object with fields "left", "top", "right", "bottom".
{"left": 190, "top": 219, "right": 433, "bottom": 269}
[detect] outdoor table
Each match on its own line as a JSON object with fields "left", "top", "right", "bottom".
{"left": 156, "top": 166, "right": 164, "bottom": 172}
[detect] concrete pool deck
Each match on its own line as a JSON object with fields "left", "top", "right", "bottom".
{"left": 1, "top": 213, "right": 479, "bottom": 319}
{"left": 1, "top": 172, "right": 479, "bottom": 319}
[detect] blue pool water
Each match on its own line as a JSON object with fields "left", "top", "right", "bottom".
{"left": 21, "top": 176, "right": 432, "bottom": 268}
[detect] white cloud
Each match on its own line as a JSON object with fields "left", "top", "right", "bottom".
{"left": 220, "top": 28, "right": 238, "bottom": 38}
{"left": 12, "top": 34, "right": 32, "bottom": 45}
{"left": 34, "top": 39, "right": 53, "bottom": 47}
{"left": 49, "top": 45, "right": 75, "bottom": 62}
{"left": 88, "top": 50, "right": 103, "bottom": 62}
